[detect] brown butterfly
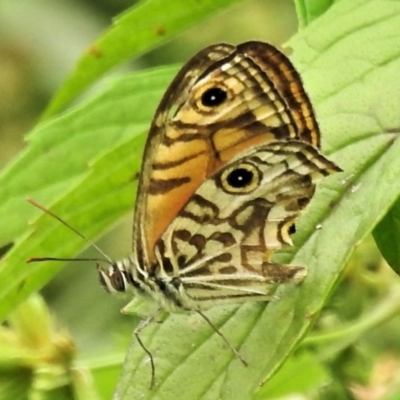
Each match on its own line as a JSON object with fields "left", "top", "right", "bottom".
{"left": 30, "top": 41, "right": 340, "bottom": 388}
{"left": 97, "top": 41, "right": 341, "bottom": 386}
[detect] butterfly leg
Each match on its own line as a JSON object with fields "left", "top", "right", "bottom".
{"left": 196, "top": 310, "right": 248, "bottom": 366}
{"left": 134, "top": 309, "right": 163, "bottom": 389}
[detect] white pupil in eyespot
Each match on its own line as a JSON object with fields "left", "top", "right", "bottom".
{"left": 227, "top": 168, "right": 253, "bottom": 188}
{"left": 201, "top": 87, "right": 227, "bottom": 107}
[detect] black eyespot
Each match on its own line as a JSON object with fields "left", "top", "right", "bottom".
{"left": 288, "top": 224, "right": 296, "bottom": 235}
{"left": 201, "top": 87, "right": 227, "bottom": 107}
{"left": 220, "top": 162, "right": 261, "bottom": 194}
{"left": 227, "top": 168, "right": 254, "bottom": 188}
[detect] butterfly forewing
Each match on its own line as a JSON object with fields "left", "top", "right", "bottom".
{"left": 133, "top": 42, "right": 322, "bottom": 267}
{"left": 153, "top": 140, "right": 340, "bottom": 309}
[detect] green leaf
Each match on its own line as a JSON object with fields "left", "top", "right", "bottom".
{"left": 0, "top": 66, "right": 177, "bottom": 319}
{"left": 89, "top": 357, "right": 124, "bottom": 400}
{"left": 0, "top": 369, "right": 32, "bottom": 400}
{"left": 254, "top": 351, "right": 330, "bottom": 399}
{"left": 294, "top": 0, "right": 339, "bottom": 26}
{"left": 373, "top": 200, "right": 400, "bottom": 274}
{"left": 42, "top": 0, "right": 241, "bottom": 119}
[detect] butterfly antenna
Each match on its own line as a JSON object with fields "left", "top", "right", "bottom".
{"left": 26, "top": 198, "right": 114, "bottom": 265}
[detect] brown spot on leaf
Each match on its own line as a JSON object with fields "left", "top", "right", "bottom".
{"left": 87, "top": 45, "right": 103, "bottom": 58}
{"left": 155, "top": 26, "right": 167, "bottom": 36}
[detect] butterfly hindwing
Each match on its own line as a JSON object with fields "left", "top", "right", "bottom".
{"left": 154, "top": 140, "right": 340, "bottom": 308}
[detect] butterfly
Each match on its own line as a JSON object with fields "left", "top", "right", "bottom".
{"left": 95, "top": 41, "right": 341, "bottom": 386}
{"left": 29, "top": 41, "right": 341, "bottom": 389}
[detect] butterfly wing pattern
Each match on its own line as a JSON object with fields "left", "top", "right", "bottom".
{"left": 100, "top": 140, "right": 340, "bottom": 309}
{"left": 152, "top": 140, "right": 340, "bottom": 310}
{"left": 132, "top": 41, "right": 322, "bottom": 269}
{"left": 99, "top": 41, "right": 341, "bottom": 312}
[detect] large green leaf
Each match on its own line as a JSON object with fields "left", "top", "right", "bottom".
{"left": 373, "top": 200, "right": 400, "bottom": 274}
{"left": 254, "top": 351, "right": 330, "bottom": 399}
{"left": 112, "top": 0, "right": 400, "bottom": 398}
{"left": 294, "top": 0, "right": 339, "bottom": 26}
{"left": 0, "top": 67, "right": 177, "bottom": 319}
{"left": 42, "top": 0, "right": 241, "bottom": 118}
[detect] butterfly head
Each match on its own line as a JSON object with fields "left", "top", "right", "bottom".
{"left": 98, "top": 259, "right": 136, "bottom": 294}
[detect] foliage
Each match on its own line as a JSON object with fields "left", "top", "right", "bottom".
{"left": 0, "top": 0, "right": 400, "bottom": 399}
